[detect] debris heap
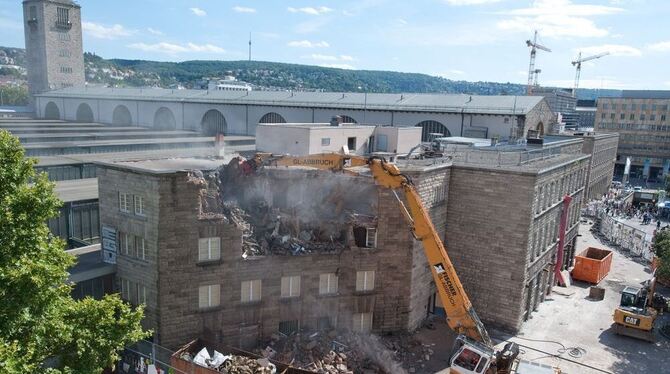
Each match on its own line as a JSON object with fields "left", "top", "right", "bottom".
{"left": 181, "top": 347, "right": 277, "bottom": 373}
{"left": 257, "top": 330, "right": 420, "bottom": 374}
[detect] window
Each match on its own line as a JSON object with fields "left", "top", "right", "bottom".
{"left": 56, "top": 7, "right": 69, "bottom": 25}
{"left": 198, "top": 237, "right": 221, "bottom": 262}
{"left": 620, "top": 113, "right": 625, "bottom": 120}
{"left": 120, "top": 278, "right": 130, "bottom": 300}
{"left": 356, "top": 270, "right": 375, "bottom": 292}
{"left": 281, "top": 275, "right": 301, "bottom": 298}
{"left": 135, "top": 236, "right": 145, "bottom": 260}
{"left": 347, "top": 137, "right": 357, "bottom": 151}
{"left": 119, "top": 232, "right": 131, "bottom": 255}
{"left": 279, "top": 320, "right": 299, "bottom": 335}
{"left": 503, "top": 117, "right": 510, "bottom": 124}
{"left": 631, "top": 103, "right": 636, "bottom": 110}
{"left": 29, "top": 6, "right": 36, "bottom": 20}
{"left": 58, "top": 50, "right": 71, "bottom": 58}
{"left": 641, "top": 104, "right": 647, "bottom": 110}
{"left": 621, "top": 104, "right": 627, "bottom": 110}
{"left": 352, "top": 313, "right": 373, "bottom": 333}
{"left": 321, "top": 138, "right": 331, "bottom": 146}
{"left": 600, "top": 113, "right": 605, "bottom": 119}
{"left": 602, "top": 103, "right": 609, "bottom": 110}
{"left": 59, "top": 66, "right": 72, "bottom": 74}
{"left": 630, "top": 114, "right": 635, "bottom": 120}
{"left": 198, "top": 284, "right": 220, "bottom": 309}
{"left": 136, "top": 283, "right": 146, "bottom": 305}
{"left": 365, "top": 228, "right": 377, "bottom": 248}
{"left": 651, "top": 114, "right": 656, "bottom": 121}
{"left": 241, "top": 280, "right": 262, "bottom": 303}
{"left": 609, "top": 113, "right": 615, "bottom": 119}
{"left": 640, "top": 114, "right": 646, "bottom": 120}
{"left": 319, "top": 273, "right": 339, "bottom": 295}
{"left": 662, "top": 115, "right": 667, "bottom": 122}
{"left": 652, "top": 104, "right": 658, "bottom": 111}
{"left": 134, "top": 195, "right": 145, "bottom": 216}
{"left": 119, "top": 192, "right": 130, "bottom": 213}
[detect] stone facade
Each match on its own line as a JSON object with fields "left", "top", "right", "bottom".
{"left": 579, "top": 133, "right": 619, "bottom": 201}
{"left": 444, "top": 142, "right": 590, "bottom": 332}
{"left": 23, "top": 0, "right": 85, "bottom": 101}
{"left": 98, "top": 160, "right": 451, "bottom": 349}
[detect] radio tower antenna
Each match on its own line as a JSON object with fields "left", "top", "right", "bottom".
{"left": 248, "top": 32, "right": 252, "bottom": 61}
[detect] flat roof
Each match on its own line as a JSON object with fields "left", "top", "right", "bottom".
{"left": 98, "top": 157, "right": 229, "bottom": 174}
{"left": 66, "top": 244, "right": 116, "bottom": 283}
{"left": 22, "top": 136, "right": 215, "bottom": 149}
{"left": 620, "top": 90, "right": 670, "bottom": 99}
{"left": 37, "top": 87, "right": 546, "bottom": 115}
{"left": 14, "top": 130, "right": 202, "bottom": 140}
{"left": 258, "top": 123, "right": 376, "bottom": 130}
{"left": 35, "top": 146, "right": 251, "bottom": 166}
{"left": 53, "top": 178, "right": 98, "bottom": 202}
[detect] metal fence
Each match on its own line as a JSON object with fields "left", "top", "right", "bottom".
{"left": 117, "top": 340, "right": 186, "bottom": 374}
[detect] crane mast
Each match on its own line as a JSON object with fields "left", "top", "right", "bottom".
{"left": 572, "top": 51, "right": 609, "bottom": 97}
{"left": 526, "top": 30, "right": 551, "bottom": 95}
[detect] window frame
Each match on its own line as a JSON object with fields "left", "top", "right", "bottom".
{"left": 134, "top": 195, "right": 145, "bottom": 216}
{"left": 198, "top": 237, "right": 221, "bottom": 262}
{"left": 198, "top": 284, "right": 221, "bottom": 309}
{"left": 241, "top": 279, "right": 262, "bottom": 303}
{"left": 365, "top": 228, "right": 377, "bottom": 248}
{"left": 319, "top": 273, "right": 339, "bottom": 295}
{"left": 119, "top": 192, "right": 130, "bottom": 213}
{"left": 352, "top": 312, "right": 373, "bottom": 333}
{"left": 281, "top": 275, "right": 301, "bottom": 298}
{"left": 356, "top": 270, "right": 375, "bottom": 292}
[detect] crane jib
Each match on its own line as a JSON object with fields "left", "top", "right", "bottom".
{"left": 433, "top": 262, "right": 458, "bottom": 307}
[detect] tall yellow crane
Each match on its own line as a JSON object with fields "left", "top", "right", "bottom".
{"left": 526, "top": 30, "right": 551, "bottom": 95}
{"left": 572, "top": 51, "right": 609, "bottom": 97}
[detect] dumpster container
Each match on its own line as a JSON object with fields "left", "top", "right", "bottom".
{"left": 170, "top": 339, "right": 314, "bottom": 374}
{"left": 571, "top": 247, "right": 613, "bottom": 284}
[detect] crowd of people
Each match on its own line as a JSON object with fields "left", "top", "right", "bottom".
{"left": 597, "top": 187, "right": 665, "bottom": 230}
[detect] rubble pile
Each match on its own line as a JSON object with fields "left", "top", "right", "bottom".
{"left": 257, "top": 330, "right": 427, "bottom": 374}
{"left": 181, "top": 347, "right": 277, "bottom": 374}
{"left": 222, "top": 200, "right": 346, "bottom": 257}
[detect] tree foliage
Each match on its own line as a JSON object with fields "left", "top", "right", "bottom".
{"left": 0, "top": 85, "right": 29, "bottom": 106}
{"left": 653, "top": 229, "right": 670, "bottom": 280}
{"left": 0, "top": 130, "right": 149, "bottom": 373}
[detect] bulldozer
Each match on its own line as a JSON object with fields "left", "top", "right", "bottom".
{"left": 613, "top": 276, "right": 666, "bottom": 342}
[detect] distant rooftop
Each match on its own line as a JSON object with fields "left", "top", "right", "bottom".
{"left": 619, "top": 90, "right": 670, "bottom": 99}
{"left": 258, "top": 122, "right": 376, "bottom": 129}
{"left": 38, "top": 87, "right": 546, "bottom": 115}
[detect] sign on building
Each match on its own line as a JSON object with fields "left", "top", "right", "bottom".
{"left": 101, "top": 225, "right": 117, "bottom": 264}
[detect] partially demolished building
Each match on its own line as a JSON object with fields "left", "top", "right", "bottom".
{"left": 99, "top": 157, "right": 451, "bottom": 349}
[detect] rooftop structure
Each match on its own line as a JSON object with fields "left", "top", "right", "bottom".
{"left": 34, "top": 87, "right": 556, "bottom": 143}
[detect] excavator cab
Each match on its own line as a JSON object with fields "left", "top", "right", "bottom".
{"left": 449, "top": 336, "right": 495, "bottom": 374}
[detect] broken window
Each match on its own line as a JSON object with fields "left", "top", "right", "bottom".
{"left": 241, "top": 280, "right": 262, "bottom": 303}
{"left": 198, "top": 284, "right": 220, "bottom": 309}
{"left": 281, "top": 275, "right": 301, "bottom": 298}
{"left": 366, "top": 228, "right": 377, "bottom": 248}
{"left": 319, "top": 273, "right": 338, "bottom": 295}
{"left": 356, "top": 270, "right": 375, "bottom": 292}
{"left": 278, "top": 320, "right": 299, "bottom": 335}
{"left": 119, "top": 192, "right": 130, "bottom": 213}
{"left": 352, "top": 313, "right": 373, "bottom": 333}
{"left": 198, "top": 237, "right": 221, "bottom": 262}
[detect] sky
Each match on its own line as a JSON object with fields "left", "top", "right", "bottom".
{"left": 1, "top": 0, "right": 669, "bottom": 90}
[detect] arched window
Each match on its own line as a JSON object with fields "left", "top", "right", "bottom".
{"left": 339, "top": 115, "right": 357, "bottom": 124}
{"left": 153, "top": 107, "right": 176, "bottom": 130}
{"left": 112, "top": 105, "right": 132, "bottom": 126}
{"left": 415, "top": 120, "right": 450, "bottom": 142}
{"left": 44, "top": 102, "right": 60, "bottom": 120}
{"left": 201, "top": 109, "right": 228, "bottom": 135}
{"left": 537, "top": 122, "right": 545, "bottom": 136}
{"left": 259, "top": 112, "right": 287, "bottom": 124}
{"left": 75, "top": 103, "right": 94, "bottom": 122}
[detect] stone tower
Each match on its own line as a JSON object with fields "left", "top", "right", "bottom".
{"left": 23, "top": 0, "right": 85, "bottom": 100}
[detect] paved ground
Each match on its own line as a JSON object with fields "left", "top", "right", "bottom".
{"left": 505, "top": 223, "right": 670, "bottom": 374}
{"left": 411, "top": 222, "right": 670, "bottom": 374}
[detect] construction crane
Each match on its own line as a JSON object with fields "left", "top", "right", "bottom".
{"left": 572, "top": 51, "right": 609, "bottom": 97}
{"left": 526, "top": 30, "right": 551, "bottom": 95}
{"left": 532, "top": 68, "right": 542, "bottom": 88}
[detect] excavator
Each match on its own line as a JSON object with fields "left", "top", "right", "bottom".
{"left": 238, "top": 152, "right": 559, "bottom": 374}
{"left": 613, "top": 276, "right": 667, "bottom": 342}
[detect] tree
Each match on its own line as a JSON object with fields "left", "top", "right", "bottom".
{"left": 0, "top": 130, "right": 149, "bottom": 373}
{"left": 0, "top": 85, "right": 29, "bottom": 106}
{"left": 653, "top": 230, "right": 670, "bottom": 280}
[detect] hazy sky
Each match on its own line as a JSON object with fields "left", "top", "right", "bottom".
{"left": 1, "top": 0, "right": 669, "bottom": 90}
